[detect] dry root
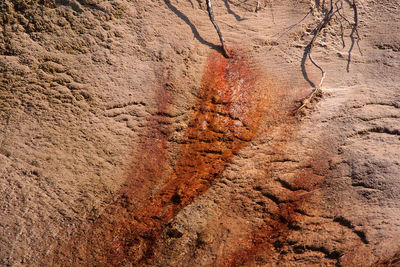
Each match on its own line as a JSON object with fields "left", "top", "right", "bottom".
{"left": 296, "top": 0, "right": 360, "bottom": 113}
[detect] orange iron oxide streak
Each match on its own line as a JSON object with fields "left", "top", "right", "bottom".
{"left": 95, "top": 50, "right": 269, "bottom": 265}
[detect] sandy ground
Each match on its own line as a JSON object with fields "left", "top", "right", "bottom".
{"left": 1, "top": 0, "right": 400, "bottom": 266}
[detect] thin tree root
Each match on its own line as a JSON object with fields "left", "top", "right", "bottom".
{"left": 296, "top": 0, "right": 347, "bottom": 113}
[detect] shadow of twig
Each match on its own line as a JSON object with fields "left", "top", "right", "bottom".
{"left": 222, "top": 0, "right": 247, "bottom": 21}
{"left": 346, "top": 0, "right": 361, "bottom": 72}
{"left": 187, "top": 0, "right": 195, "bottom": 8}
{"left": 227, "top": 0, "right": 253, "bottom": 12}
{"left": 164, "top": 0, "right": 220, "bottom": 52}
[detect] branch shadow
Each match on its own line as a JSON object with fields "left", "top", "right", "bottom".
{"left": 187, "top": 0, "right": 195, "bottom": 8}
{"left": 345, "top": 0, "right": 361, "bottom": 72}
{"left": 222, "top": 0, "right": 247, "bottom": 21}
{"left": 226, "top": 0, "right": 253, "bottom": 12}
{"left": 164, "top": 0, "right": 221, "bottom": 52}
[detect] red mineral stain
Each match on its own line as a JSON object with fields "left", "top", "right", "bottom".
{"left": 76, "top": 50, "right": 271, "bottom": 265}
{"left": 373, "top": 251, "right": 400, "bottom": 266}
{"left": 218, "top": 136, "right": 334, "bottom": 266}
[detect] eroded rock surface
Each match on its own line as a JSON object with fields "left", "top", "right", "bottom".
{"left": 1, "top": 0, "right": 399, "bottom": 266}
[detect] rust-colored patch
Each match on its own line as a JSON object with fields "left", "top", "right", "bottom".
{"left": 59, "top": 50, "right": 272, "bottom": 265}
{"left": 373, "top": 251, "right": 400, "bottom": 267}
{"left": 216, "top": 131, "right": 334, "bottom": 266}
